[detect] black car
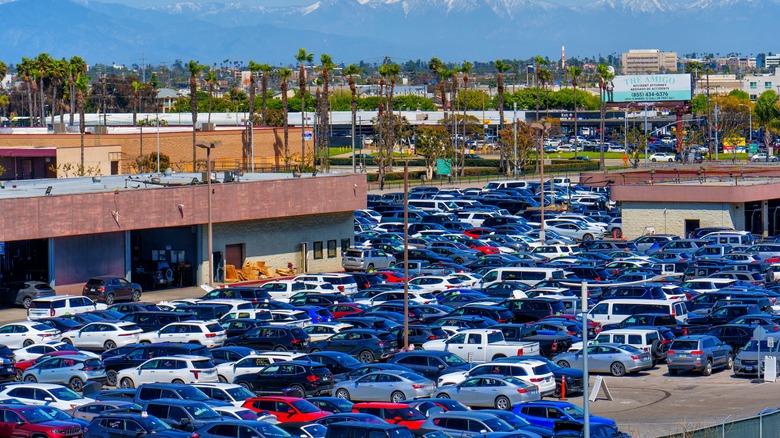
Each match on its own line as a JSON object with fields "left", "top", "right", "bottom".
{"left": 200, "top": 287, "right": 272, "bottom": 303}
{"left": 686, "top": 304, "right": 762, "bottom": 326}
{"left": 224, "top": 326, "right": 309, "bottom": 352}
{"left": 702, "top": 324, "right": 760, "bottom": 353}
{"left": 234, "top": 360, "right": 333, "bottom": 397}
{"left": 142, "top": 399, "right": 221, "bottom": 431}
{"left": 0, "top": 345, "right": 15, "bottom": 382}
{"left": 173, "top": 304, "right": 231, "bottom": 321}
{"left": 290, "top": 294, "right": 349, "bottom": 307}
{"left": 38, "top": 317, "right": 85, "bottom": 332}
{"left": 308, "top": 329, "right": 398, "bottom": 363}
{"left": 387, "top": 324, "right": 448, "bottom": 349}
{"left": 84, "top": 412, "right": 192, "bottom": 438}
{"left": 501, "top": 298, "right": 566, "bottom": 323}
{"left": 219, "top": 318, "right": 270, "bottom": 338}
{"left": 300, "top": 351, "right": 362, "bottom": 375}
{"left": 108, "top": 302, "right": 161, "bottom": 314}
{"left": 389, "top": 351, "right": 470, "bottom": 380}
{"left": 602, "top": 313, "right": 679, "bottom": 332}
{"left": 102, "top": 343, "right": 212, "bottom": 386}
{"left": 447, "top": 304, "right": 515, "bottom": 324}
{"left": 82, "top": 276, "right": 142, "bottom": 304}
{"left": 133, "top": 383, "right": 230, "bottom": 408}
{"left": 120, "top": 311, "right": 196, "bottom": 333}
{"left": 351, "top": 273, "right": 387, "bottom": 290}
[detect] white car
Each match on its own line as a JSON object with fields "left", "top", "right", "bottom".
{"left": 408, "top": 276, "right": 463, "bottom": 293}
{"left": 196, "top": 299, "right": 255, "bottom": 313}
{"left": 649, "top": 153, "right": 675, "bottom": 162}
{"left": 437, "top": 360, "right": 556, "bottom": 395}
{"left": 543, "top": 220, "right": 604, "bottom": 242}
{"left": 212, "top": 405, "right": 278, "bottom": 422}
{"left": 61, "top": 321, "right": 143, "bottom": 351}
{"left": 366, "top": 291, "right": 436, "bottom": 306}
{"left": 139, "top": 321, "right": 227, "bottom": 348}
{"left": 216, "top": 352, "right": 305, "bottom": 384}
{"left": 12, "top": 342, "right": 91, "bottom": 362}
{"left": 268, "top": 310, "right": 311, "bottom": 328}
{"left": 192, "top": 382, "right": 258, "bottom": 407}
{"left": 303, "top": 323, "right": 353, "bottom": 342}
{"left": 259, "top": 280, "right": 336, "bottom": 303}
{"left": 117, "top": 355, "right": 218, "bottom": 389}
{"left": 27, "top": 296, "right": 105, "bottom": 320}
{"left": 449, "top": 273, "right": 482, "bottom": 288}
{"left": 0, "top": 383, "right": 94, "bottom": 410}
{"left": 750, "top": 152, "right": 779, "bottom": 162}
{"left": 0, "top": 321, "right": 61, "bottom": 349}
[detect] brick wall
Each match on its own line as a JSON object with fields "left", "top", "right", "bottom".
{"left": 622, "top": 201, "right": 743, "bottom": 239}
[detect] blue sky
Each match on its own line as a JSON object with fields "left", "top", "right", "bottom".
{"left": 99, "top": 0, "right": 589, "bottom": 7}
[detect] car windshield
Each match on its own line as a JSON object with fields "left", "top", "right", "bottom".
{"left": 191, "top": 359, "right": 216, "bottom": 369}
{"left": 562, "top": 404, "right": 585, "bottom": 419}
{"left": 205, "top": 323, "right": 223, "bottom": 333}
{"left": 483, "top": 418, "right": 514, "bottom": 432}
{"left": 21, "top": 408, "right": 57, "bottom": 423}
{"left": 184, "top": 405, "right": 220, "bottom": 420}
{"left": 398, "top": 408, "right": 426, "bottom": 420}
{"left": 671, "top": 340, "right": 699, "bottom": 351}
{"left": 502, "top": 376, "right": 528, "bottom": 387}
{"left": 401, "top": 373, "right": 429, "bottom": 383}
{"left": 257, "top": 423, "right": 293, "bottom": 438}
{"left": 142, "top": 416, "right": 173, "bottom": 431}
{"left": 48, "top": 388, "right": 81, "bottom": 401}
{"left": 226, "top": 386, "right": 256, "bottom": 400}
{"left": 31, "top": 324, "right": 53, "bottom": 331}
{"left": 35, "top": 406, "right": 70, "bottom": 421}
{"left": 441, "top": 353, "right": 467, "bottom": 366}
{"left": 174, "top": 387, "right": 209, "bottom": 401}
{"left": 742, "top": 339, "right": 779, "bottom": 351}
{"left": 391, "top": 428, "right": 416, "bottom": 438}
{"left": 235, "top": 409, "right": 259, "bottom": 420}
{"left": 291, "top": 400, "right": 321, "bottom": 414}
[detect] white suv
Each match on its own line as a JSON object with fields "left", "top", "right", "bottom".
{"left": 117, "top": 355, "right": 218, "bottom": 388}
{"left": 216, "top": 352, "right": 305, "bottom": 384}
{"left": 438, "top": 360, "right": 557, "bottom": 396}
{"left": 293, "top": 273, "right": 358, "bottom": 295}
{"left": 27, "top": 296, "right": 106, "bottom": 320}
{"left": 140, "top": 321, "right": 227, "bottom": 348}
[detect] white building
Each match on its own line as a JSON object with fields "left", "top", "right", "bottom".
{"left": 742, "top": 68, "right": 780, "bottom": 101}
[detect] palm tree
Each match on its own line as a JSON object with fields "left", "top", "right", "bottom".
{"left": 461, "top": 61, "right": 473, "bottom": 140}
{"left": 205, "top": 70, "right": 217, "bottom": 126}
{"left": 49, "top": 58, "right": 68, "bottom": 126}
{"left": 76, "top": 73, "right": 88, "bottom": 172}
{"left": 248, "top": 61, "right": 261, "bottom": 128}
{"left": 320, "top": 54, "right": 335, "bottom": 169}
{"left": 131, "top": 81, "right": 142, "bottom": 126}
{"left": 295, "top": 48, "right": 314, "bottom": 167}
{"left": 597, "top": 63, "right": 615, "bottom": 170}
{"left": 428, "top": 57, "right": 443, "bottom": 99}
{"left": 34, "top": 53, "right": 53, "bottom": 127}
{"left": 187, "top": 60, "right": 207, "bottom": 170}
{"left": 533, "top": 55, "right": 548, "bottom": 124}
{"left": 567, "top": 66, "right": 583, "bottom": 143}
{"left": 538, "top": 67, "right": 553, "bottom": 116}
{"left": 494, "top": 60, "right": 511, "bottom": 131}
{"left": 438, "top": 67, "right": 454, "bottom": 120}
{"left": 0, "top": 61, "right": 6, "bottom": 86}
{"left": 18, "top": 58, "right": 35, "bottom": 125}
{"left": 278, "top": 67, "right": 293, "bottom": 168}
{"left": 344, "top": 64, "right": 362, "bottom": 169}
{"left": 258, "top": 63, "right": 273, "bottom": 126}
{"left": 68, "top": 56, "right": 86, "bottom": 126}
{"left": 754, "top": 90, "right": 780, "bottom": 154}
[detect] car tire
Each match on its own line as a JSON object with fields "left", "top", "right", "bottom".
{"left": 358, "top": 350, "right": 375, "bottom": 363}
{"left": 23, "top": 375, "right": 37, "bottom": 383}
{"left": 435, "top": 392, "right": 450, "bottom": 399}
{"left": 273, "top": 345, "right": 288, "bottom": 352}
{"left": 309, "top": 348, "right": 322, "bottom": 353}
{"left": 725, "top": 354, "right": 734, "bottom": 370}
{"left": 132, "top": 290, "right": 142, "bottom": 302}
{"left": 582, "top": 234, "right": 593, "bottom": 241}
{"left": 172, "top": 379, "right": 185, "bottom": 385}
{"left": 120, "top": 378, "right": 135, "bottom": 389}
{"left": 610, "top": 362, "right": 626, "bottom": 377}
{"left": 70, "top": 377, "right": 84, "bottom": 392}
{"left": 107, "top": 370, "right": 118, "bottom": 387}
{"left": 218, "top": 375, "right": 228, "bottom": 383}
{"left": 105, "top": 293, "right": 115, "bottom": 305}
{"left": 495, "top": 396, "right": 512, "bottom": 410}
{"left": 366, "top": 263, "right": 375, "bottom": 271}
{"left": 702, "top": 360, "right": 713, "bottom": 376}
{"left": 335, "top": 389, "right": 351, "bottom": 400}
{"left": 651, "top": 158, "right": 657, "bottom": 162}
{"left": 557, "top": 360, "right": 570, "bottom": 368}
{"left": 391, "top": 391, "right": 406, "bottom": 403}
{"left": 290, "top": 384, "right": 306, "bottom": 396}
{"left": 613, "top": 228, "right": 622, "bottom": 238}
{"left": 14, "top": 369, "right": 22, "bottom": 382}
{"left": 22, "top": 297, "right": 33, "bottom": 309}
{"left": 238, "top": 382, "right": 252, "bottom": 391}
{"left": 22, "top": 339, "right": 34, "bottom": 348}
{"left": 104, "top": 340, "right": 117, "bottom": 351}
{"left": 454, "top": 258, "right": 464, "bottom": 265}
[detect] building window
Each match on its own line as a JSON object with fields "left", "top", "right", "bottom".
{"left": 327, "top": 240, "right": 337, "bottom": 258}
{"left": 750, "top": 82, "right": 757, "bottom": 89}
{"left": 766, "top": 82, "right": 773, "bottom": 89}
{"left": 313, "top": 241, "right": 323, "bottom": 260}
{"left": 341, "top": 238, "right": 351, "bottom": 254}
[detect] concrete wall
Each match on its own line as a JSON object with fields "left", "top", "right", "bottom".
{"left": 199, "top": 212, "right": 354, "bottom": 283}
{"left": 55, "top": 144, "right": 122, "bottom": 177}
{"left": 622, "top": 201, "right": 744, "bottom": 239}
{"left": 54, "top": 232, "right": 127, "bottom": 295}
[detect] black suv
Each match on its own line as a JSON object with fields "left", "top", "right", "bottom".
{"left": 133, "top": 383, "right": 230, "bottom": 407}
{"left": 308, "top": 329, "right": 398, "bottom": 363}
{"left": 224, "top": 326, "right": 309, "bottom": 351}
{"left": 234, "top": 360, "right": 333, "bottom": 396}
{"left": 102, "top": 343, "right": 211, "bottom": 386}
{"left": 120, "top": 311, "right": 196, "bottom": 333}
{"left": 447, "top": 304, "right": 514, "bottom": 324}
{"left": 200, "top": 287, "right": 272, "bottom": 303}
{"left": 501, "top": 298, "right": 566, "bottom": 323}
{"left": 85, "top": 412, "right": 192, "bottom": 438}
{"left": 173, "top": 303, "right": 231, "bottom": 320}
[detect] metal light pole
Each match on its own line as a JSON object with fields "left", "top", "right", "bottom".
{"left": 581, "top": 280, "right": 590, "bottom": 438}
{"left": 352, "top": 108, "right": 356, "bottom": 173}
{"left": 715, "top": 102, "right": 720, "bottom": 161}
{"left": 402, "top": 160, "right": 410, "bottom": 351}
{"left": 644, "top": 105, "right": 650, "bottom": 169}
{"left": 196, "top": 140, "right": 220, "bottom": 287}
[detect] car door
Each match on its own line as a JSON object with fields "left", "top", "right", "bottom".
{"left": 116, "top": 278, "right": 134, "bottom": 300}
{"left": 456, "top": 377, "right": 485, "bottom": 405}
{"left": 136, "top": 359, "right": 162, "bottom": 385}
{"left": 75, "top": 323, "right": 100, "bottom": 349}
{"left": 0, "top": 325, "right": 20, "bottom": 349}
{"left": 0, "top": 409, "right": 22, "bottom": 437}
{"left": 325, "top": 332, "right": 354, "bottom": 354}
{"left": 34, "top": 357, "right": 61, "bottom": 383}
{"left": 258, "top": 364, "right": 286, "bottom": 393}
{"left": 351, "top": 373, "right": 379, "bottom": 401}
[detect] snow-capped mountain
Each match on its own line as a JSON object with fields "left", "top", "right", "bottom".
{"left": 0, "top": 0, "right": 775, "bottom": 64}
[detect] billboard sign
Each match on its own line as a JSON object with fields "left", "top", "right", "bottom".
{"left": 609, "top": 74, "right": 692, "bottom": 103}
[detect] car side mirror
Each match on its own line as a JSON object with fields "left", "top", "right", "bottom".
{"left": 15, "top": 421, "right": 25, "bottom": 427}
{"left": 44, "top": 397, "right": 53, "bottom": 402}
{"left": 438, "top": 365, "right": 446, "bottom": 370}
{"left": 288, "top": 410, "right": 296, "bottom": 417}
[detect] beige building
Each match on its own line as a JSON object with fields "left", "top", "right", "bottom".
{"left": 621, "top": 49, "right": 678, "bottom": 74}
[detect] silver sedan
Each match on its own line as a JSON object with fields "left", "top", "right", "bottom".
{"left": 333, "top": 370, "right": 435, "bottom": 403}
{"left": 434, "top": 376, "right": 541, "bottom": 410}
{"left": 553, "top": 343, "right": 653, "bottom": 376}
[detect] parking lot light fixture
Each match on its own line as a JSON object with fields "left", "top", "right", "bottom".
{"left": 196, "top": 140, "right": 220, "bottom": 286}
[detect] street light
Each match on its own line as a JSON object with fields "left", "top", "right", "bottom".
{"left": 196, "top": 140, "right": 221, "bottom": 287}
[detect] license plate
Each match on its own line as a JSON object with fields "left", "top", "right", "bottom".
{"left": 5, "top": 368, "right": 11, "bottom": 372}
{"left": 746, "top": 367, "right": 754, "bottom": 371}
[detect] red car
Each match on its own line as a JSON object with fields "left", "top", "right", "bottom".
{"left": 0, "top": 405, "right": 83, "bottom": 437}
{"left": 242, "top": 396, "right": 330, "bottom": 423}
{"left": 327, "top": 303, "right": 367, "bottom": 320}
{"left": 374, "top": 269, "right": 406, "bottom": 283}
{"left": 463, "top": 227, "right": 494, "bottom": 239}
{"left": 539, "top": 314, "right": 602, "bottom": 335}
{"left": 351, "top": 402, "right": 427, "bottom": 430}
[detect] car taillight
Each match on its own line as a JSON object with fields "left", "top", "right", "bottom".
{"left": 338, "top": 286, "right": 345, "bottom": 292}
{"left": 530, "top": 377, "right": 544, "bottom": 383}
{"left": 668, "top": 350, "right": 675, "bottom": 355}
{"left": 50, "top": 309, "right": 55, "bottom": 317}
{"left": 378, "top": 341, "right": 386, "bottom": 346}
{"left": 412, "top": 384, "right": 425, "bottom": 389}
{"left": 517, "top": 388, "right": 530, "bottom": 394}
{"left": 661, "top": 339, "right": 671, "bottom": 344}
{"left": 190, "top": 370, "right": 200, "bottom": 378}
{"left": 428, "top": 335, "right": 437, "bottom": 340}
{"left": 40, "top": 333, "right": 53, "bottom": 337}
{"left": 691, "top": 350, "right": 704, "bottom": 356}
{"left": 551, "top": 341, "right": 558, "bottom": 352}
{"left": 291, "top": 339, "right": 304, "bottom": 344}
{"left": 191, "top": 434, "right": 200, "bottom": 438}
{"left": 631, "top": 355, "right": 642, "bottom": 360}
{"left": 516, "top": 348, "right": 524, "bottom": 356}
{"left": 671, "top": 309, "right": 676, "bottom": 316}
{"left": 307, "top": 375, "right": 321, "bottom": 382}
{"left": 97, "top": 286, "right": 106, "bottom": 292}
{"left": 205, "top": 333, "right": 216, "bottom": 338}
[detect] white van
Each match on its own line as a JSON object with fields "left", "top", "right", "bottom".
{"left": 702, "top": 231, "right": 755, "bottom": 247}
{"left": 587, "top": 299, "right": 688, "bottom": 325}
{"left": 482, "top": 180, "right": 530, "bottom": 192}
{"left": 479, "top": 267, "right": 566, "bottom": 288}
{"left": 407, "top": 199, "right": 458, "bottom": 213}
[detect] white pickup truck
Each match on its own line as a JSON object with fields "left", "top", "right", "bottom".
{"left": 422, "top": 328, "right": 540, "bottom": 362}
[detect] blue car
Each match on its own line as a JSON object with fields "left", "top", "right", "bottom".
{"left": 295, "top": 305, "right": 335, "bottom": 323}
{"left": 512, "top": 401, "right": 616, "bottom": 430}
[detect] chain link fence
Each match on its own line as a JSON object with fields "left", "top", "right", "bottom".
{"left": 658, "top": 410, "right": 780, "bottom": 438}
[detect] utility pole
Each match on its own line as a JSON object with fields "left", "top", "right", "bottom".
{"left": 715, "top": 102, "right": 720, "bottom": 161}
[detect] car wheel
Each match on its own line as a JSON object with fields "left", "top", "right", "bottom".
{"left": 62, "top": 338, "right": 73, "bottom": 346}
{"left": 557, "top": 360, "right": 570, "bottom": 368}
{"left": 309, "top": 348, "right": 322, "bottom": 353}
{"left": 290, "top": 384, "right": 306, "bottom": 396}
{"left": 22, "top": 297, "right": 33, "bottom": 309}
{"left": 24, "top": 375, "right": 37, "bottom": 383}
{"left": 702, "top": 360, "right": 713, "bottom": 376}
{"left": 70, "top": 377, "right": 84, "bottom": 392}
{"left": 335, "top": 389, "right": 351, "bottom": 400}
{"left": 668, "top": 158, "right": 674, "bottom": 162}
{"left": 120, "top": 378, "right": 135, "bottom": 389}
{"left": 435, "top": 392, "right": 450, "bottom": 399}
{"left": 454, "top": 258, "right": 464, "bottom": 265}
{"left": 613, "top": 228, "right": 622, "bottom": 238}
{"left": 238, "top": 381, "right": 252, "bottom": 391}
{"left": 218, "top": 375, "right": 228, "bottom": 383}
{"left": 495, "top": 395, "right": 511, "bottom": 410}
{"left": 651, "top": 158, "right": 657, "bottom": 162}
{"left": 273, "top": 345, "right": 288, "bottom": 352}
{"left": 22, "top": 339, "right": 34, "bottom": 348}
{"left": 582, "top": 234, "right": 593, "bottom": 241}
{"left": 388, "top": 261, "right": 396, "bottom": 268}
{"left": 391, "top": 391, "right": 406, "bottom": 403}
{"left": 358, "top": 350, "right": 375, "bottom": 363}
{"left": 105, "top": 293, "right": 115, "bottom": 305}
{"left": 132, "top": 290, "right": 142, "bottom": 302}
{"left": 726, "top": 354, "right": 734, "bottom": 370}
{"left": 14, "top": 369, "right": 22, "bottom": 382}
{"left": 104, "top": 340, "right": 117, "bottom": 351}
{"left": 366, "top": 263, "right": 375, "bottom": 271}
{"left": 172, "top": 379, "right": 185, "bottom": 385}
{"left": 610, "top": 362, "right": 626, "bottom": 377}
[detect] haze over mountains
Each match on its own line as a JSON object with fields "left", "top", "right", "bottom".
{"left": 0, "top": 0, "right": 774, "bottom": 65}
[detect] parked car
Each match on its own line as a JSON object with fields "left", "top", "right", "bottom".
{"left": 22, "top": 354, "right": 106, "bottom": 391}
{"left": 0, "top": 321, "right": 61, "bottom": 349}
{"left": 234, "top": 360, "right": 333, "bottom": 397}
{"left": 343, "top": 248, "right": 396, "bottom": 271}
{"left": 308, "top": 329, "right": 398, "bottom": 363}
{"left": 0, "top": 405, "right": 83, "bottom": 438}
{"left": 351, "top": 402, "right": 428, "bottom": 430}
{"left": 139, "top": 321, "right": 227, "bottom": 348}
{"left": 434, "top": 375, "right": 540, "bottom": 409}
{"left": 419, "top": 411, "right": 516, "bottom": 436}
{"left": 0, "top": 281, "right": 56, "bottom": 308}
{"left": 512, "top": 400, "right": 617, "bottom": 430}
{"left": 332, "top": 370, "right": 436, "bottom": 402}
{"left": 61, "top": 322, "right": 143, "bottom": 351}
{"left": 83, "top": 412, "right": 192, "bottom": 438}
{"left": 0, "top": 383, "right": 94, "bottom": 410}
{"left": 69, "top": 400, "right": 142, "bottom": 422}
{"left": 242, "top": 396, "right": 330, "bottom": 423}
{"left": 116, "top": 355, "right": 218, "bottom": 388}
{"left": 82, "top": 277, "right": 142, "bottom": 304}
{"left": 667, "top": 335, "right": 734, "bottom": 376}
{"left": 553, "top": 344, "right": 653, "bottom": 376}
{"left": 141, "top": 399, "right": 222, "bottom": 432}
{"left": 28, "top": 296, "right": 105, "bottom": 320}
{"left": 192, "top": 419, "right": 293, "bottom": 438}
{"left": 224, "top": 326, "right": 309, "bottom": 352}
{"left": 389, "top": 351, "right": 471, "bottom": 380}
{"left": 102, "top": 342, "right": 212, "bottom": 387}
